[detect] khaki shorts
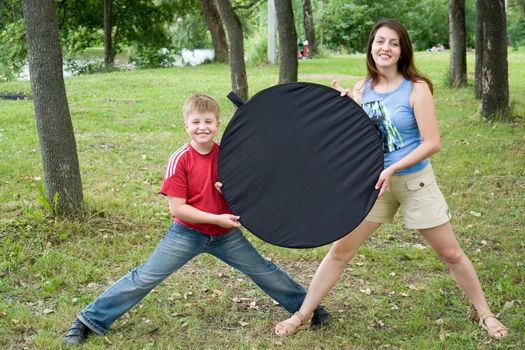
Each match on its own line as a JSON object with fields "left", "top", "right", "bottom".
{"left": 365, "top": 164, "right": 452, "bottom": 229}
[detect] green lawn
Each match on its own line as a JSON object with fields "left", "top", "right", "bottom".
{"left": 0, "top": 50, "right": 524, "bottom": 349}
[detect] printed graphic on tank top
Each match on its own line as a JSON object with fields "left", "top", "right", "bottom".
{"left": 361, "top": 99, "right": 404, "bottom": 153}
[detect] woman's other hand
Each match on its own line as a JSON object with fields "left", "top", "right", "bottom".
{"left": 332, "top": 80, "right": 353, "bottom": 99}
{"left": 375, "top": 167, "right": 395, "bottom": 197}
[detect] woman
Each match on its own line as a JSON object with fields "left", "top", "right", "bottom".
{"left": 275, "top": 19, "right": 508, "bottom": 339}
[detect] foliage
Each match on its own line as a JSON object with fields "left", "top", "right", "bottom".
{"left": 129, "top": 47, "right": 180, "bottom": 68}
{"left": 57, "top": 0, "right": 103, "bottom": 52}
{"left": 170, "top": 8, "right": 211, "bottom": 51}
{"left": 319, "top": 0, "right": 375, "bottom": 53}
{"left": 0, "top": 0, "right": 23, "bottom": 29}
{"left": 63, "top": 58, "right": 124, "bottom": 75}
{"left": 245, "top": 28, "right": 268, "bottom": 65}
{"left": 315, "top": 0, "right": 477, "bottom": 53}
{"left": 0, "top": 51, "right": 524, "bottom": 349}
{"left": 507, "top": 0, "right": 525, "bottom": 49}
{"left": 0, "top": 19, "right": 26, "bottom": 81}
{"left": 57, "top": 0, "right": 179, "bottom": 65}
{"left": 35, "top": 182, "right": 59, "bottom": 217}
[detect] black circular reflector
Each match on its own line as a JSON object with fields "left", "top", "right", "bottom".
{"left": 218, "top": 82, "right": 383, "bottom": 248}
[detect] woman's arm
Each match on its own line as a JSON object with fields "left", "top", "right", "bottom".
{"left": 352, "top": 79, "right": 366, "bottom": 104}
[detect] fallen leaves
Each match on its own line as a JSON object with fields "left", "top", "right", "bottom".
{"left": 469, "top": 210, "right": 482, "bottom": 217}
{"left": 503, "top": 300, "right": 515, "bottom": 310}
{"left": 367, "top": 318, "right": 386, "bottom": 330}
{"left": 439, "top": 331, "right": 450, "bottom": 341}
{"left": 359, "top": 288, "right": 371, "bottom": 295}
{"left": 231, "top": 296, "right": 251, "bottom": 303}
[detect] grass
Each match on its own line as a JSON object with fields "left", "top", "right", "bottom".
{"left": 0, "top": 50, "right": 524, "bottom": 349}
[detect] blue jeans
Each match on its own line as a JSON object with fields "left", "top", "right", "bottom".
{"left": 78, "top": 222, "right": 307, "bottom": 334}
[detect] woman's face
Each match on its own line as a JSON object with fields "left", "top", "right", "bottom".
{"left": 370, "top": 26, "right": 401, "bottom": 70}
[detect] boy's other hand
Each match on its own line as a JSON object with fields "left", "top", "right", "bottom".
{"left": 332, "top": 80, "right": 353, "bottom": 99}
{"left": 215, "top": 214, "right": 241, "bottom": 228}
{"left": 215, "top": 182, "right": 223, "bottom": 194}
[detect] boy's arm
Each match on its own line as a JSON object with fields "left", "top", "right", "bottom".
{"left": 167, "top": 196, "right": 240, "bottom": 229}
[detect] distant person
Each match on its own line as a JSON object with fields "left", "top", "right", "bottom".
{"left": 275, "top": 19, "right": 508, "bottom": 339}
{"left": 429, "top": 43, "right": 445, "bottom": 52}
{"left": 65, "top": 93, "right": 329, "bottom": 345}
{"left": 302, "top": 40, "right": 310, "bottom": 58}
{"left": 297, "top": 40, "right": 310, "bottom": 59}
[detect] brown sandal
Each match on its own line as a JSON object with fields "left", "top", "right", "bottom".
{"left": 479, "top": 312, "right": 508, "bottom": 339}
{"left": 275, "top": 311, "right": 312, "bottom": 336}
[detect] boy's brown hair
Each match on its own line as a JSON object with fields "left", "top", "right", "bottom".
{"left": 182, "top": 93, "right": 220, "bottom": 120}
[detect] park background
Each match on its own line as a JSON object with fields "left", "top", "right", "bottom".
{"left": 1, "top": 0, "right": 524, "bottom": 349}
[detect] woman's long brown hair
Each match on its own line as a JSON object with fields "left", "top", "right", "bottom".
{"left": 365, "top": 19, "right": 433, "bottom": 94}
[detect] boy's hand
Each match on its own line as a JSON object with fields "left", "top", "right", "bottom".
{"left": 215, "top": 182, "right": 223, "bottom": 194}
{"left": 215, "top": 214, "right": 241, "bottom": 228}
{"left": 332, "top": 80, "right": 353, "bottom": 99}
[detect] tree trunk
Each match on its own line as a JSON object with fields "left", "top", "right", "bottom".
{"left": 268, "top": 0, "right": 276, "bottom": 64}
{"left": 448, "top": 0, "right": 467, "bottom": 87}
{"left": 275, "top": 0, "right": 298, "bottom": 83}
{"left": 201, "top": 0, "right": 228, "bottom": 63}
{"left": 215, "top": 0, "right": 248, "bottom": 101}
{"left": 104, "top": 0, "right": 115, "bottom": 65}
{"left": 302, "top": 0, "right": 317, "bottom": 56}
{"left": 22, "top": 0, "right": 83, "bottom": 215}
{"left": 474, "top": 0, "right": 484, "bottom": 99}
{"left": 481, "top": 0, "right": 510, "bottom": 120}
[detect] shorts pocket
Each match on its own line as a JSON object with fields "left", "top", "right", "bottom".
{"left": 405, "top": 172, "right": 435, "bottom": 191}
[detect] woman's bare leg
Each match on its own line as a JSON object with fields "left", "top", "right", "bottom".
{"left": 275, "top": 221, "right": 381, "bottom": 334}
{"left": 420, "top": 221, "right": 508, "bottom": 338}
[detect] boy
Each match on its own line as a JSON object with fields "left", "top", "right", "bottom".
{"left": 65, "top": 93, "right": 329, "bottom": 345}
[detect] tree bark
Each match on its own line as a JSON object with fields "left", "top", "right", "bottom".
{"left": 481, "top": 0, "right": 510, "bottom": 120}
{"left": 302, "top": 0, "right": 317, "bottom": 56}
{"left": 268, "top": 0, "right": 276, "bottom": 64}
{"left": 201, "top": 0, "right": 228, "bottom": 63}
{"left": 104, "top": 0, "right": 115, "bottom": 65}
{"left": 215, "top": 0, "right": 248, "bottom": 101}
{"left": 275, "top": 0, "right": 298, "bottom": 83}
{"left": 22, "top": 0, "right": 83, "bottom": 215}
{"left": 474, "top": 0, "right": 484, "bottom": 98}
{"left": 448, "top": 0, "right": 467, "bottom": 87}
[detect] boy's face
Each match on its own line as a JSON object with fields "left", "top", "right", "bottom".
{"left": 184, "top": 111, "right": 219, "bottom": 147}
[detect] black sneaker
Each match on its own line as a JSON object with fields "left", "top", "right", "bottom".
{"left": 312, "top": 305, "right": 331, "bottom": 327}
{"left": 65, "top": 318, "right": 93, "bottom": 345}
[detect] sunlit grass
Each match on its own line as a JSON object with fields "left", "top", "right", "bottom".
{"left": 0, "top": 49, "right": 523, "bottom": 349}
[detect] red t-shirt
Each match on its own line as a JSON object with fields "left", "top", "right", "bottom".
{"left": 160, "top": 142, "right": 232, "bottom": 235}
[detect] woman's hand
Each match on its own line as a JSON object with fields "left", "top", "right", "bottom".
{"left": 332, "top": 80, "right": 353, "bottom": 99}
{"left": 215, "top": 182, "right": 223, "bottom": 194}
{"left": 375, "top": 167, "right": 396, "bottom": 197}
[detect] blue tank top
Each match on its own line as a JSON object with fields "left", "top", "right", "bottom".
{"left": 360, "top": 78, "right": 429, "bottom": 174}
